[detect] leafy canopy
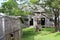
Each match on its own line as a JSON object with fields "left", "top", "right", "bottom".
{"left": 1, "top": 0, "right": 31, "bottom": 16}
{"left": 30, "top": 0, "right": 60, "bottom": 8}
{"left": 45, "top": 0, "right": 60, "bottom": 8}
{"left": 2, "top": 0, "right": 18, "bottom": 15}
{"left": 30, "top": 0, "right": 40, "bottom": 4}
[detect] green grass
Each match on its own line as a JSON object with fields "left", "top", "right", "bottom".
{"left": 22, "top": 27, "right": 60, "bottom": 40}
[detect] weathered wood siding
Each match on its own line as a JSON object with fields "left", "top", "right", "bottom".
{"left": 0, "top": 16, "right": 22, "bottom": 40}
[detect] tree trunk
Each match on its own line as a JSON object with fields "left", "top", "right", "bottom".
{"left": 54, "top": 14, "right": 58, "bottom": 31}
{"left": 58, "top": 9, "right": 60, "bottom": 31}
{"left": 54, "top": 9, "right": 59, "bottom": 32}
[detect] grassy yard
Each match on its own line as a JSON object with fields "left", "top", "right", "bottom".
{"left": 22, "top": 27, "right": 60, "bottom": 40}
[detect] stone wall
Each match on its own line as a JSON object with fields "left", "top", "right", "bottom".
{"left": 33, "top": 13, "right": 54, "bottom": 27}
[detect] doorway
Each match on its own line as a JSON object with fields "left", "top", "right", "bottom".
{"left": 41, "top": 18, "right": 45, "bottom": 25}
{"left": 30, "top": 19, "right": 33, "bottom": 26}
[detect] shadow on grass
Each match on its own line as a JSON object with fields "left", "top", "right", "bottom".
{"left": 22, "top": 27, "right": 40, "bottom": 40}
{"left": 22, "top": 28, "right": 40, "bottom": 37}
{"left": 22, "top": 27, "right": 55, "bottom": 40}
{"left": 55, "top": 32, "right": 60, "bottom": 37}
{"left": 42, "top": 27, "right": 55, "bottom": 33}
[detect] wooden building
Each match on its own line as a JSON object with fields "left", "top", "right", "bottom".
{"left": 0, "top": 13, "right": 22, "bottom": 40}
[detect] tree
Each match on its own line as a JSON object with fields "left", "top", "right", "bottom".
{"left": 30, "top": 0, "right": 60, "bottom": 32}
{"left": 45, "top": 0, "right": 60, "bottom": 32}
{"left": 1, "top": 0, "right": 18, "bottom": 15}
{"left": 0, "top": 0, "right": 32, "bottom": 16}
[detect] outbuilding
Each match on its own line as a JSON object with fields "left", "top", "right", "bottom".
{"left": 0, "top": 13, "right": 22, "bottom": 40}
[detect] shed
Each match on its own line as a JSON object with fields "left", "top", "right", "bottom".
{"left": 0, "top": 13, "right": 22, "bottom": 40}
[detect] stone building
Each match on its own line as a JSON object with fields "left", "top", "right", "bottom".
{"left": 32, "top": 11, "right": 54, "bottom": 27}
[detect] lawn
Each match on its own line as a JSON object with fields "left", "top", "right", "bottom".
{"left": 22, "top": 27, "right": 60, "bottom": 40}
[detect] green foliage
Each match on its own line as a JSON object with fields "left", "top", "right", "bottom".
{"left": 23, "top": 11, "right": 32, "bottom": 16}
{"left": 30, "top": 0, "right": 60, "bottom": 14}
{"left": 1, "top": 0, "right": 18, "bottom": 15}
{"left": 30, "top": 0, "right": 60, "bottom": 9}
{"left": 51, "top": 0, "right": 60, "bottom": 8}
{"left": 0, "top": 0, "right": 32, "bottom": 16}
{"left": 2, "top": 0, "right": 18, "bottom": 9}
{"left": 30, "top": 0, "right": 40, "bottom": 4}
{"left": 11, "top": 8, "right": 24, "bottom": 16}
{"left": 45, "top": 0, "right": 60, "bottom": 8}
